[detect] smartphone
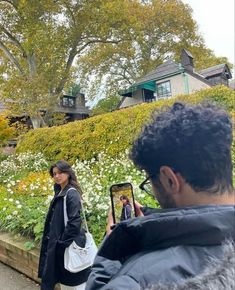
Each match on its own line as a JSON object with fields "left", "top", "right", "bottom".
{"left": 110, "top": 182, "right": 137, "bottom": 224}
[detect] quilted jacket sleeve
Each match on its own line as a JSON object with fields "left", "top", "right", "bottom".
{"left": 85, "top": 255, "right": 122, "bottom": 290}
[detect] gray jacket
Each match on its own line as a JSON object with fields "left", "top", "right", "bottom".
{"left": 147, "top": 241, "right": 235, "bottom": 290}
{"left": 85, "top": 205, "right": 235, "bottom": 290}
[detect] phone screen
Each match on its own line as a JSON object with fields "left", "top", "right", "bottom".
{"left": 110, "top": 183, "right": 136, "bottom": 224}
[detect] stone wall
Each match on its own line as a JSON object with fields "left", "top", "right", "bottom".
{"left": 0, "top": 232, "right": 60, "bottom": 289}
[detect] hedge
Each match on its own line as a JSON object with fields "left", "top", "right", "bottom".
{"left": 17, "top": 85, "right": 235, "bottom": 162}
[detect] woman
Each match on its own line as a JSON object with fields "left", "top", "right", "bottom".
{"left": 38, "top": 160, "right": 90, "bottom": 290}
{"left": 119, "top": 195, "right": 132, "bottom": 221}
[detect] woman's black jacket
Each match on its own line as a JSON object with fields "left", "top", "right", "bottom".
{"left": 38, "top": 184, "right": 90, "bottom": 290}
{"left": 120, "top": 203, "right": 132, "bottom": 221}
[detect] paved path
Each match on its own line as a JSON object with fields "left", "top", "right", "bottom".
{"left": 0, "top": 262, "right": 40, "bottom": 290}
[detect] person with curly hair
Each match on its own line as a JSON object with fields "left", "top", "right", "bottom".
{"left": 85, "top": 102, "right": 235, "bottom": 290}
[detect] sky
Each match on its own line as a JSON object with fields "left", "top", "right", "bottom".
{"left": 182, "top": 0, "right": 234, "bottom": 67}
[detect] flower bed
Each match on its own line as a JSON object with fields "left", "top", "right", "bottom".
{"left": 0, "top": 151, "right": 158, "bottom": 247}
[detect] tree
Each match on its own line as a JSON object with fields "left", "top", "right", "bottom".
{"left": 0, "top": 112, "right": 15, "bottom": 146}
{"left": 78, "top": 0, "right": 231, "bottom": 97}
{"left": 70, "top": 83, "right": 81, "bottom": 97}
{"left": 91, "top": 95, "right": 120, "bottom": 116}
{"left": 0, "top": 0, "right": 138, "bottom": 128}
{"left": 0, "top": 0, "right": 230, "bottom": 129}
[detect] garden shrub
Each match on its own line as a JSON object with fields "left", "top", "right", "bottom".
{"left": 15, "top": 172, "right": 52, "bottom": 196}
{"left": 0, "top": 188, "right": 50, "bottom": 242}
{"left": 0, "top": 113, "right": 16, "bottom": 146}
{"left": 0, "top": 152, "right": 49, "bottom": 183}
{"left": 17, "top": 86, "right": 234, "bottom": 162}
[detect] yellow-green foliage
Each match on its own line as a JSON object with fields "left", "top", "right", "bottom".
{"left": 17, "top": 86, "right": 234, "bottom": 162}
{"left": 0, "top": 112, "right": 16, "bottom": 146}
{"left": 16, "top": 172, "right": 52, "bottom": 196}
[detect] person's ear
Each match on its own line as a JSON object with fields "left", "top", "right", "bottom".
{"left": 159, "top": 166, "right": 180, "bottom": 194}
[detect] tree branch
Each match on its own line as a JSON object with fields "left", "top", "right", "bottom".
{"left": 55, "top": 43, "right": 77, "bottom": 94}
{"left": 0, "top": 25, "right": 27, "bottom": 57}
{"left": 55, "top": 37, "right": 125, "bottom": 94}
{"left": 0, "top": 40, "right": 25, "bottom": 75}
{"left": 77, "top": 38, "right": 126, "bottom": 54}
{"left": 62, "top": 1, "right": 77, "bottom": 27}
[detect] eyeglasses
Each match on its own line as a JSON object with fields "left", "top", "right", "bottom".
{"left": 139, "top": 176, "right": 155, "bottom": 197}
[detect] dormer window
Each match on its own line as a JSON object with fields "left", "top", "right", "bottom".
{"left": 61, "top": 96, "right": 75, "bottom": 108}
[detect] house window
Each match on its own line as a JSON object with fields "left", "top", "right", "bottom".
{"left": 61, "top": 96, "right": 75, "bottom": 108}
{"left": 156, "top": 81, "right": 172, "bottom": 99}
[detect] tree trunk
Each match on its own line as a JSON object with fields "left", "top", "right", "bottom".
{"left": 30, "top": 115, "right": 46, "bottom": 129}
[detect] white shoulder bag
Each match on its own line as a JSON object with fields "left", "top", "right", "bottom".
{"left": 63, "top": 188, "right": 98, "bottom": 273}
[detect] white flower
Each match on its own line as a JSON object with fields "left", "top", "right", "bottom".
{"left": 17, "top": 204, "right": 22, "bottom": 209}
{"left": 12, "top": 211, "right": 18, "bottom": 215}
{"left": 47, "top": 195, "right": 53, "bottom": 201}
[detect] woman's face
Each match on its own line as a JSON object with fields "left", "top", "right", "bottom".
{"left": 121, "top": 198, "right": 127, "bottom": 205}
{"left": 52, "top": 167, "right": 69, "bottom": 189}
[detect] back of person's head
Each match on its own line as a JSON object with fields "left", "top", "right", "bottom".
{"left": 130, "top": 102, "right": 233, "bottom": 194}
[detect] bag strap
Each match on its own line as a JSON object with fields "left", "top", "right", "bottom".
{"left": 63, "top": 187, "right": 90, "bottom": 233}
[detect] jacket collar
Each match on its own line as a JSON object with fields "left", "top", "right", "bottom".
{"left": 99, "top": 205, "right": 235, "bottom": 261}
{"left": 54, "top": 184, "right": 72, "bottom": 198}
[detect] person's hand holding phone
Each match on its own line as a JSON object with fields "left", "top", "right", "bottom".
{"left": 106, "top": 208, "right": 114, "bottom": 236}
{"left": 106, "top": 200, "right": 144, "bottom": 236}
{"left": 134, "top": 200, "right": 144, "bottom": 217}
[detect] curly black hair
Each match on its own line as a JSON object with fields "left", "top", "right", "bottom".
{"left": 130, "top": 102, "right": 233, "bottom": 193}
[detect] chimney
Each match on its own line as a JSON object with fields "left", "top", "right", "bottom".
{"left": 181, "top": 49, "right": 194, "bottom": 71}
{"left": 75, "top": 93, "right": 85, "bottom": 107}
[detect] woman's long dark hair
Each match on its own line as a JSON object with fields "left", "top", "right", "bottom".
{"left": 120, "top": 195, "right": 130, "bottom": 204}
{"left": 49, "top": 160, "right": 83, "bottom": 195}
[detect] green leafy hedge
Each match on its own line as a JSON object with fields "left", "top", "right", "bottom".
{"left": 17, "top": 86, "right": 234, "bottom": 162}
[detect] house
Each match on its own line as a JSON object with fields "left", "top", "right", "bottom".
{"left": 56, "top": 92, "right": 90, "bottom": 122}
{"left": 229, "top": 79, "right": 235, "bottom": 90}
{"left": 0, "top": 101, "right": 5, "bottom": 113}
{"left": 119, "top": 49, "right": 232, "bottom": 108}
{"left": 0, "top": 92, "right": 90, "bottom": 125}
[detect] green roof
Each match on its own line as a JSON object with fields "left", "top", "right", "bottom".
{"left": 119, "top": 80, "right": 156, "bottom": 97}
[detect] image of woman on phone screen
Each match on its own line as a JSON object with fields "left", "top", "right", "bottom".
{"left": 38, "top": 160, "right": 90, "bottom": 290}
{"left": 120, "top": 195, "right": 132, "bottom": 221}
